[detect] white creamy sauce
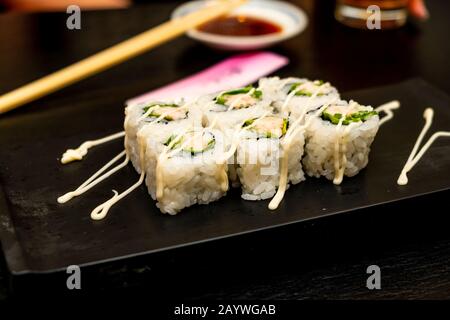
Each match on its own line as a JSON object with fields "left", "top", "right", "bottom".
{"left": 331, "top": 100, "right": 399, "bottom": 186}
{"left": 280, "top": 81, "right": 331, "bottom": 114}
{"left": 268, "top": 103, "right": 332, "bottom": 210}
{"left": 138, "top": 104, "right": 161, "bottom": 121}
{"left": 333, "top": 117, "right": 346, "bottom": 185}
{"left": 221, "top": 109, "right": 272, "bottom": 160}
{"left": 333, "top": 121, "right": 357, "bottom": 185}
{"left": 207, "top": 88, "right": 256, "bottom": 129}
{"left": 57, "top": 150, "right": 128, "bottom": 203}
{"left": 332, "top": 101, "right": 361, "bottom": 185}
{"left": 158, "top": 92, "right": 268, "bottom": 198}
{"left": 268, "top": 83, "right": 335, "bottom": 210}
{"left": 218, "top": 110, "right": 278, "bottom": 184}
{"left": 61, "top": 131, "right": 125, "bottom": 164}
{"left": 90, "top": 172, "right": 145, "bottom": 221}
{"left": 375, "top": 100, "right": 400, "bottom": 126}
{"left": 397, "top": 108, "right": 450, "bottom": 185}
{"left": 57, "top": 105, "right": 190, "bottom": 220}
{"left": 91, "top": 106, "right": 193, "bottom": 220}
{"left": 227, "top": 88, "right": 256, "bottom": 111}
{"left": 280, "top": 86, "right": 301, "bottom": 113}
{"left": 156, "top": 129, "right": 189, "bottom": 199}
{"left": 269, "top": 99, "right": 399, "bottom": 209}
{"left": 59, "top": 84, "right": 405, "bottom": 218}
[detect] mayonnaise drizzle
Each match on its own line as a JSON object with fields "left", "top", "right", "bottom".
{"left": 375, "top": 100, "right": 400, "bottom": 126}
{"left": 57, "top": 150, "right": 128, "bottom": 203}
{"left": 208, "top": 87, "right": 257, "bottom": 129}
{"left": 279, "top": 80, "right": 331, "bottom": 114}
{"left": 268, "top": 103, "right": 332, "bottom": 210}
{"left": 89, "top": 105, "right": 192, "bottom": 220}
{"left": 397, "top": 108, "right": 450, "bottom": 185}
{"left": 280, "top": 86, "right": 302, "bottom": 114}
{"left": 60, "top": 85, "right": 405, "bottom": 218}
{"left": 333, "top": 120, "right": 357, "bottom": 185}
{"left": 61, "top": 131, "right": 125, "bottom": 164}
{"left": 208, "top": 110, "right": 274, "bottom": 193}
{"left": 333, "top": 117, "right": 345, "bottom": 185}
{"left": 269, "top": 98, "right": 400, "bottom": 209}
{"left": 155, "top": 129, "right": 189, "bottom": 199}
{"left": 136, "top": 104, "right": 191, "bottom": 171}
{"left": 138, "top": 104, "right": 161, "bottom": 121}
{"left": 155, "top": 93, "right": 268, "bottom": 201}
{"left": 269, "top": 83, "right": 336, "bottom": 210}
{"left": 91, "top": 172, "right": 145, "bottom": 220}
{"left": 195, "top": 87, "right": 266, "bottom": 192}
{"left": 221, "top": 110, "right": 273, "bottom": 161}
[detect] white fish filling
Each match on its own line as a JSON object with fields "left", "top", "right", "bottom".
{"left": 325, "top": 103, "right": 372, "bottom": 116}
{"left": 243, "top": 116, "right": 287, "bottom": 139}
{"left": 285, "top": 80, "right": 333, "bottom": 96}
{"left": 145, "top": 105, "right": 188, "bottom": 121}
{"left": 221, "top": 93, "right": 258, "bottom": 109}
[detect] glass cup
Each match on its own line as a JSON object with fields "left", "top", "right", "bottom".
{"left": 335, "top": 0, "right": 409, "bottom": 29}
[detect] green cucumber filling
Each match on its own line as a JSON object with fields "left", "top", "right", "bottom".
{"left": 322, "top": 105, "right": 378, "bottom": 125}
{"left": 164, "top": 132, "right": 215, "bottom": 155}
{"left": 215, "top": 85, "right": 262, "bottom": 109}
{"left": 288, "top": 80, "right": 326, "bottom": 97}
{"left": 142, "top": 103, "right": 187, "bottom": 121}
{"left": 243, "top": 116, "right": 288, "bottom": 138}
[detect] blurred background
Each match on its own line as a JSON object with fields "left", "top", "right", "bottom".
{"left": 0, "top": 0, "right": 444, "bottom": 98}
{"left": 0, "top": 0, "right": 450, "bottom": 301}
{"left": 0, "top": 0, "right": 131, "bottom": 11}
{"left": 0, "top": 0, "right": 427, "bottom": 18}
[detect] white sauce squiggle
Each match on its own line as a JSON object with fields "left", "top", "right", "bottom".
{"left": 156, "top": 128, "right": 190, "bottom": 199}
{"left": 268, "top": 83, "right": 336, "bottom": 210}
{"left": 375, "top": 100, "right": 400, "bottom": 126}
{"left": 333, "top": 121, "right": 358, "bottom": 185}
{"left": 220, "top": 110, "right": 273, "bottom": 161}
{"left": 268, "top": 103, "right": 332, "bottom": 210}
{"left": 91, "top": 172, "right": 145, "bottom": 221}
{"left": 61, "top": 131, "right": 125, "bottom": 164}
{"left": 57, "top": 150, "right": 128, "bottom": 203}
{"left": 90, "top": 106, "right": 192, "bottom": 220}
{"left": 397, "top": 108, "right": 450, "bottom": 185}
{"left": 59, "top": 87, "right": 406, "bottom": 217}
{"left": 269, "top": 97, "right": 395, "bottom": 209}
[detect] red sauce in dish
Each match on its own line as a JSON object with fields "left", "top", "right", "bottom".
{"left": 197, "top": 15, "right": 282, "bottom": 36}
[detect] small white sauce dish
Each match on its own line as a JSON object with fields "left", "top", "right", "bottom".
{"left": 171, "top": 0, "right": 308, "bottom": 51}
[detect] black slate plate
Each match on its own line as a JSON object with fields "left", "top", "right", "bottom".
{"left": 0, "top": 78, "right": 449, "bottom": 274}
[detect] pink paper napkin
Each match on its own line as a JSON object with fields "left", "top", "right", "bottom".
{"left": 126, "top": 51, "right": 288, "bottom": 105}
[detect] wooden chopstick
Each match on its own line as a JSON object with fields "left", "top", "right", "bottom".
{"left": 0, "top": 0, "right": 247, "bottom": 114}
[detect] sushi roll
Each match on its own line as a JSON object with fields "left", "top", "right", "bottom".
{"left": 197, "top": 85, "right": 274, "bottom": 187}
{"left": 258, "top": 77, "right": 340, "bottom": 120}
{"left": 143, "top": 127, "right": 229, "bottom": 214}
{"left": 124, "top": 100, "right": 201, "bottom": 173}
{"left": 199, "top": 85, "right": 273, "bottom": 134}
{"left": 236, "top": 115, "right": 305, "bottom": 200}
{"left": 302, "top": 100, "right": 380, "bottom": 184}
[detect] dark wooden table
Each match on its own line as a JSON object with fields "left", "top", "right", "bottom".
{"left": 0, "top": 0, "right": 449, "bottom": 300}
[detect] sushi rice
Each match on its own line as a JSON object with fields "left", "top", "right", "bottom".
{"left": 303, "top": 100, "right": 380, "bottom": 183}
{"left": 236, "top": 115, "right": 305, "bottom": 200}
{"left": 143, "top": 127, "right": 229, "bottom": 214}
{"left": 258, "top": 76, "right": 341, "bottom": 119}
{"left": 124, "top": 99, "right": 202, "bottom": 173}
